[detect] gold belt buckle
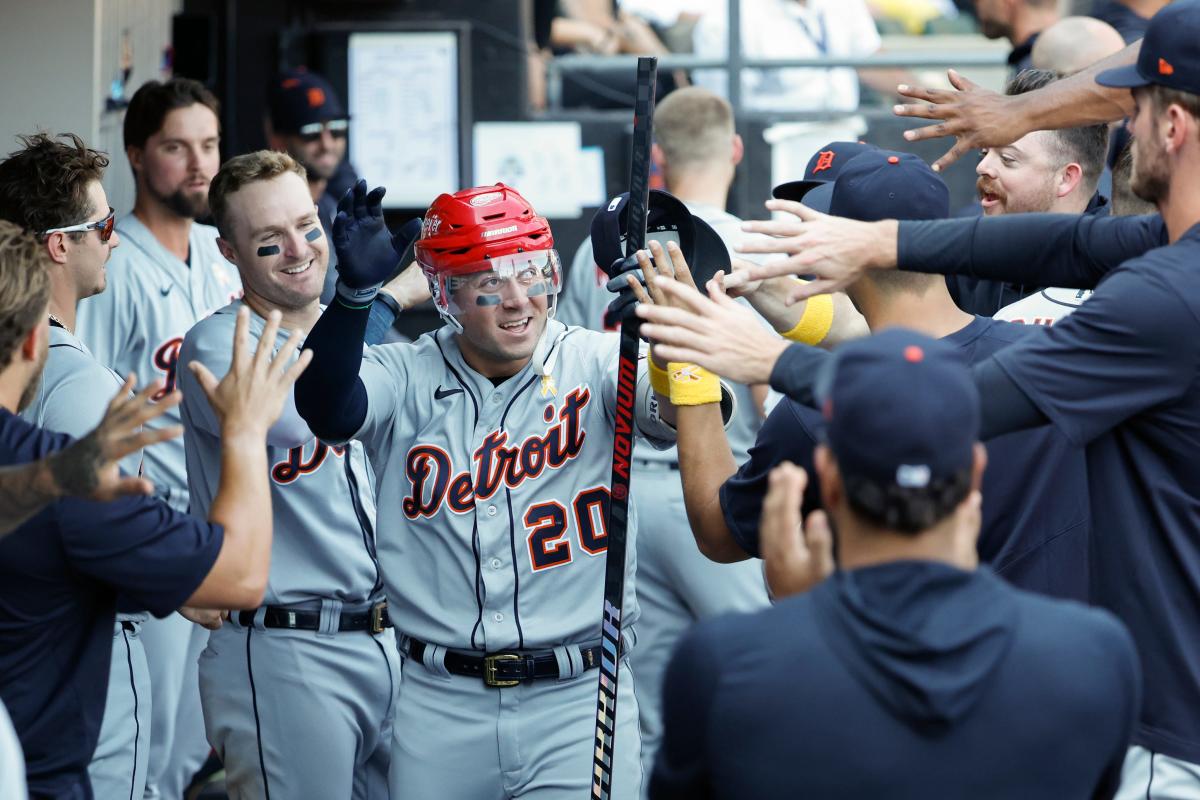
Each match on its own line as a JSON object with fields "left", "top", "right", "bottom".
{"left": 483, "top": 653, "right": 521, "bottom": 688}
{"left": 370, "top": 602, "right": 387, "bottom": 635}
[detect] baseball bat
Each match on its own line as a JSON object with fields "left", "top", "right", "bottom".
{"left": 590, "top": 55, "right": 657, "bottom": 800}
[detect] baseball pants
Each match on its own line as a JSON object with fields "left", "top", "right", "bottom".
{"left": 1117, "top": 745, "right": 1200, "bottom": 799}
{"left": 141, "top": 612, "right": 210, "bottom": 800}
{"left": 88, "top": 617, "right": 152, "bottom": 800}
{"left": 629, "top": 462, "right": 769, "bottom": 791}
{"left": 198, "top": 608, "right": 399, "bottom": 800}
{"left": 391, "top": 643, "right": 642, "bottom": 798}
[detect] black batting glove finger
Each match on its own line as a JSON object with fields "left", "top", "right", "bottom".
{"left": 365, "top": 186, "right": 387, "bottom": 218}
{"left": 352, "top": 179, "right": 370, "bottom": 221}
{"left": 606, "top": 253, "right": 642, "bottom": 279}
{"left": 605, "top": 268, "right": 645, "bottom": 295}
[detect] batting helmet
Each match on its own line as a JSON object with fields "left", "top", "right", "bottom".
{"left": 415, "top": 183, "right": 563, "bottom": 326}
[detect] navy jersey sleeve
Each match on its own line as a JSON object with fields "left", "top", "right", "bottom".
{"left": 720, "top": 399, "right": 823, "bottom": 558}
{"left": 899, "top": 214, "right": 1167, "bottom": 290}
{"left": 767, "top": 343, "right": 831, "bottom": 408}
{"left": 648, "top": 623, "right": 720, "bottom": 800}
{"left": 56, "top": 496, "right": 224, "bottom": 618}
{"left": 992, "top": 264, "right": 1200, "bottom": 447}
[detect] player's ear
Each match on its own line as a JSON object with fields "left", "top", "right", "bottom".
{"left": 731, "top": 133, "right": 744, "bottom": 168}
{"left": 650, "top": 143, "right": 666, "bottom": 173}
{"left": 1058, "top": 162, "right": 1083, "bottom": 198}
{"left": 970, "top": 442, "right": 987, "bottom": 492}
{"left": 126, "top": 145, "right": 143, "bottom": 178}
{"left": 814, "top": 445, "right": 841, "bottom": 510}
{"left": 42, "top": 232, "right": 70, "bottom": 266}
{"left": 19, "top": 314, "right": 47, "bottom": 362}
{"left": 216, "top": 237, "right": 238, "bottom": 266}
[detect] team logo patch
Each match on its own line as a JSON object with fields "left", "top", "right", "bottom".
{"left": 470, "top": 191, "right": 503, "bottom": 207}
{"left": 540, "top": 374, "right": 558, "bottom": 397}
{"left": 1159, "top": 57, "right": 1175, "bottom": 76}
{"left": 812, "top": 150, "right": 836, "bottom": 174}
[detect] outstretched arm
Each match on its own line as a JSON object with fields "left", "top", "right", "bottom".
{"left": 0, "top": 377, "right": 183, "bottom": 538}
{"left": 892, "top": 42, "right": 1139, "bottom": 172}
{"left": 737, "top": 200, "right": 1166, "bottom": 302}
{"left": 295, "top": 181, "right": 420, "bottom": 442}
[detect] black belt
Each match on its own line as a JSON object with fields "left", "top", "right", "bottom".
{"left": 238, "top": 601, "right": 390, "bottom": 634}
{"left": 406, "top": 637, "right": 619, "bottom": 688}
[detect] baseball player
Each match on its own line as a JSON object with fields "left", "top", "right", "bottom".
{"left": 179, "top": 150, "right": 403, "bottom": 799}
{"left": 75, "top": 79, "right": 240, "bottom": 800}
{"left": 0, "top": 132, "right": 154, "bottom": 799}
{"left": 294, "top": 180, "right": 730, "bottom": 798}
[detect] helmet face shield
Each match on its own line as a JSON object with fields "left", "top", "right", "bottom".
{"left": 431, "top": 249, "right": 562, "bottom": 317}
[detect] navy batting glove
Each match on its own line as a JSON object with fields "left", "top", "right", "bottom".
{"left": 602, "top": 253, "right": 647, "bottom": 330}
{"left": 333, "top": 180, "right": 404, "bottom": 306}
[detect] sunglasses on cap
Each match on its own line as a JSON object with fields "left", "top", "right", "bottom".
{"left": 297, "top": 119, "right": 349, "bottom": 143}
{"left": 41, "top": 207, "right": 116, "bottom": 243}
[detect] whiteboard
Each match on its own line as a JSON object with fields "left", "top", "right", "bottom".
{"left": 348, "top": 31, "right": 460, "bottom": 209}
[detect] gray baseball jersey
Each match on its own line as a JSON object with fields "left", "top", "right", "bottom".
{"left": 19, "top": 324, "right": 152, "bottom": 800}
{"left": 181, "top": 306, "right": 397, "bottom": 800}
{"left": 994, "top": 287, "right": 1093, "bottom": 326}
{"left": 179, "top": 300, "right": 383, "bottom": 606}
{"left": 350, "top": 318, "right": 673, "bottom": 651}
{"left": 76, "top": 215, "right": 241, "bottom": 513}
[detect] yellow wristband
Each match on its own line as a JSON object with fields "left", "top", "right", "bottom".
{"left": 648, "top": 358, "right": 671, "bottom": 396}
{"left": 667, "top": 362, "right": 721, "bottom": 406}
{"left": 782, "top": 291, "right": 834, "bottom": 345}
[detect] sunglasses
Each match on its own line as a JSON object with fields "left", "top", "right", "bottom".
{"left": 41, "top": 207, "right": 116, "bottom": 243}
{"left": 297, "top": 119, "right": 349, "bottom": 144}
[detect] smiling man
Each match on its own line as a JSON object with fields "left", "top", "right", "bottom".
{"left": 75, "top": 78, "right": 242, "bottom": 800}
{"left": 293, "top": 181, "right": 733, "bottom": 798}
{"left": 180, "top": 150, "right": 406, "bottom": 799}
{"left": 953, "top": 69, "right": 1110, "bottom": 318}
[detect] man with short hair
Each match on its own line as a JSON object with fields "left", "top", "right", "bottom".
{"left": 181, "top": 149, "right": 413, "bottom": 798}
{"left": 651, "top": 328, "right": 1139, "bottom": 799}
{"left": 266, "top": 67, "right": 357, "bottom": 304}
{"left": 76, "top": 77, "right": 241, "bottom": 800}
{"left": 0, "top": 218, "right": 308, "bottom": 800}
{"left": 972, "top": 0, "right": 1060, "bottom": 75}
{"left": 0, "top": 131, "right": 155, "bottom": 800}
{"left": 960, "top": 69, "right": 1110, "bottom": 320}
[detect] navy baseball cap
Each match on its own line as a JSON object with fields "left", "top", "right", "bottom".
{"left": 828, "top": 150, "right": 950, "bottom": 222}
{"left": 772, "top": 141, "right": 876, "bottom": 213}
{"left": 816, "top": 328, "right": 979, "bottom": 490}
{"left": 1096, "top": 0, "right": 1200, "bottom": 95}
{"left": 590, "top": 189, "right": 731, "bottom": 286}
{"left": 268, "top": 68, "right": 348, "bottom": 134}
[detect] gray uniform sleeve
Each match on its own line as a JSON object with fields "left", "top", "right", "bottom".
{"left": 898, "top": 213, "right": 1168, "bottom": 289}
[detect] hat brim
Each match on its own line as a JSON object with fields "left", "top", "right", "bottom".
{"left": 1096, "top": 63, "right": 1151, "bottom": 89}
{"left": 772, "top": 179, "right": 826, "bottom": 203}
{"left": 801, "top": 183, "right": 834, "bottom": 214}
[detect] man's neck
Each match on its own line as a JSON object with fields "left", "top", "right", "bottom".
{"left": 1010, "top": 8, "right": 1056, "bottom": 50}
{"left": 1051, "top": 190, "right": 1094, "bottom": 216}
{"left": 835, "top": 515, "right": 974, "bottom": 572}
{"left": 1121, "top": 0, "right": 1168, "bottom": 19}
{"left": 1160, "top": 160, "right": 1200, "bottom": 244}
{"left": 242, "top": 292, "right": 323, "bottom": 335}
{"left": 849, "top": 278, "right": 975, "bottom": 339}
{"left": 132, "top": 197, "right": 193, "bottom": 262}
{"left": 666, "top": 168, "right": 733, "bottom": 211}
{"left": 309, "top": 179, "right": 327, "bottom": 204}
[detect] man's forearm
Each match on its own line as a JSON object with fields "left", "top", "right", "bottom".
{"left": 898, "top": 213, "right": 1166, "bottom": 289}
{"left": 675, "top": 404, "right": 751, "bottom": 563}
{"left": 296, "top": 300, "right": 372, "bottom": 442}
{"left": 0, "top": 459, "right": 64, "bottom": 536}
{"left": 189, "top": 425, "right": 273, "bottom": 609}
{"left": 1022, "top": 40, "right": 1139, "bottom": 131}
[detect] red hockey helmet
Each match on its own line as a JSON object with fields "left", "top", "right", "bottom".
{"left": 415, "top": 184, "right": 562, "bottom": 323}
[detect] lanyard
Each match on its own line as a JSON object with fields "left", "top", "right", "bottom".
{"left": 792, "top": 6, "right": 829, "bottom": 56}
